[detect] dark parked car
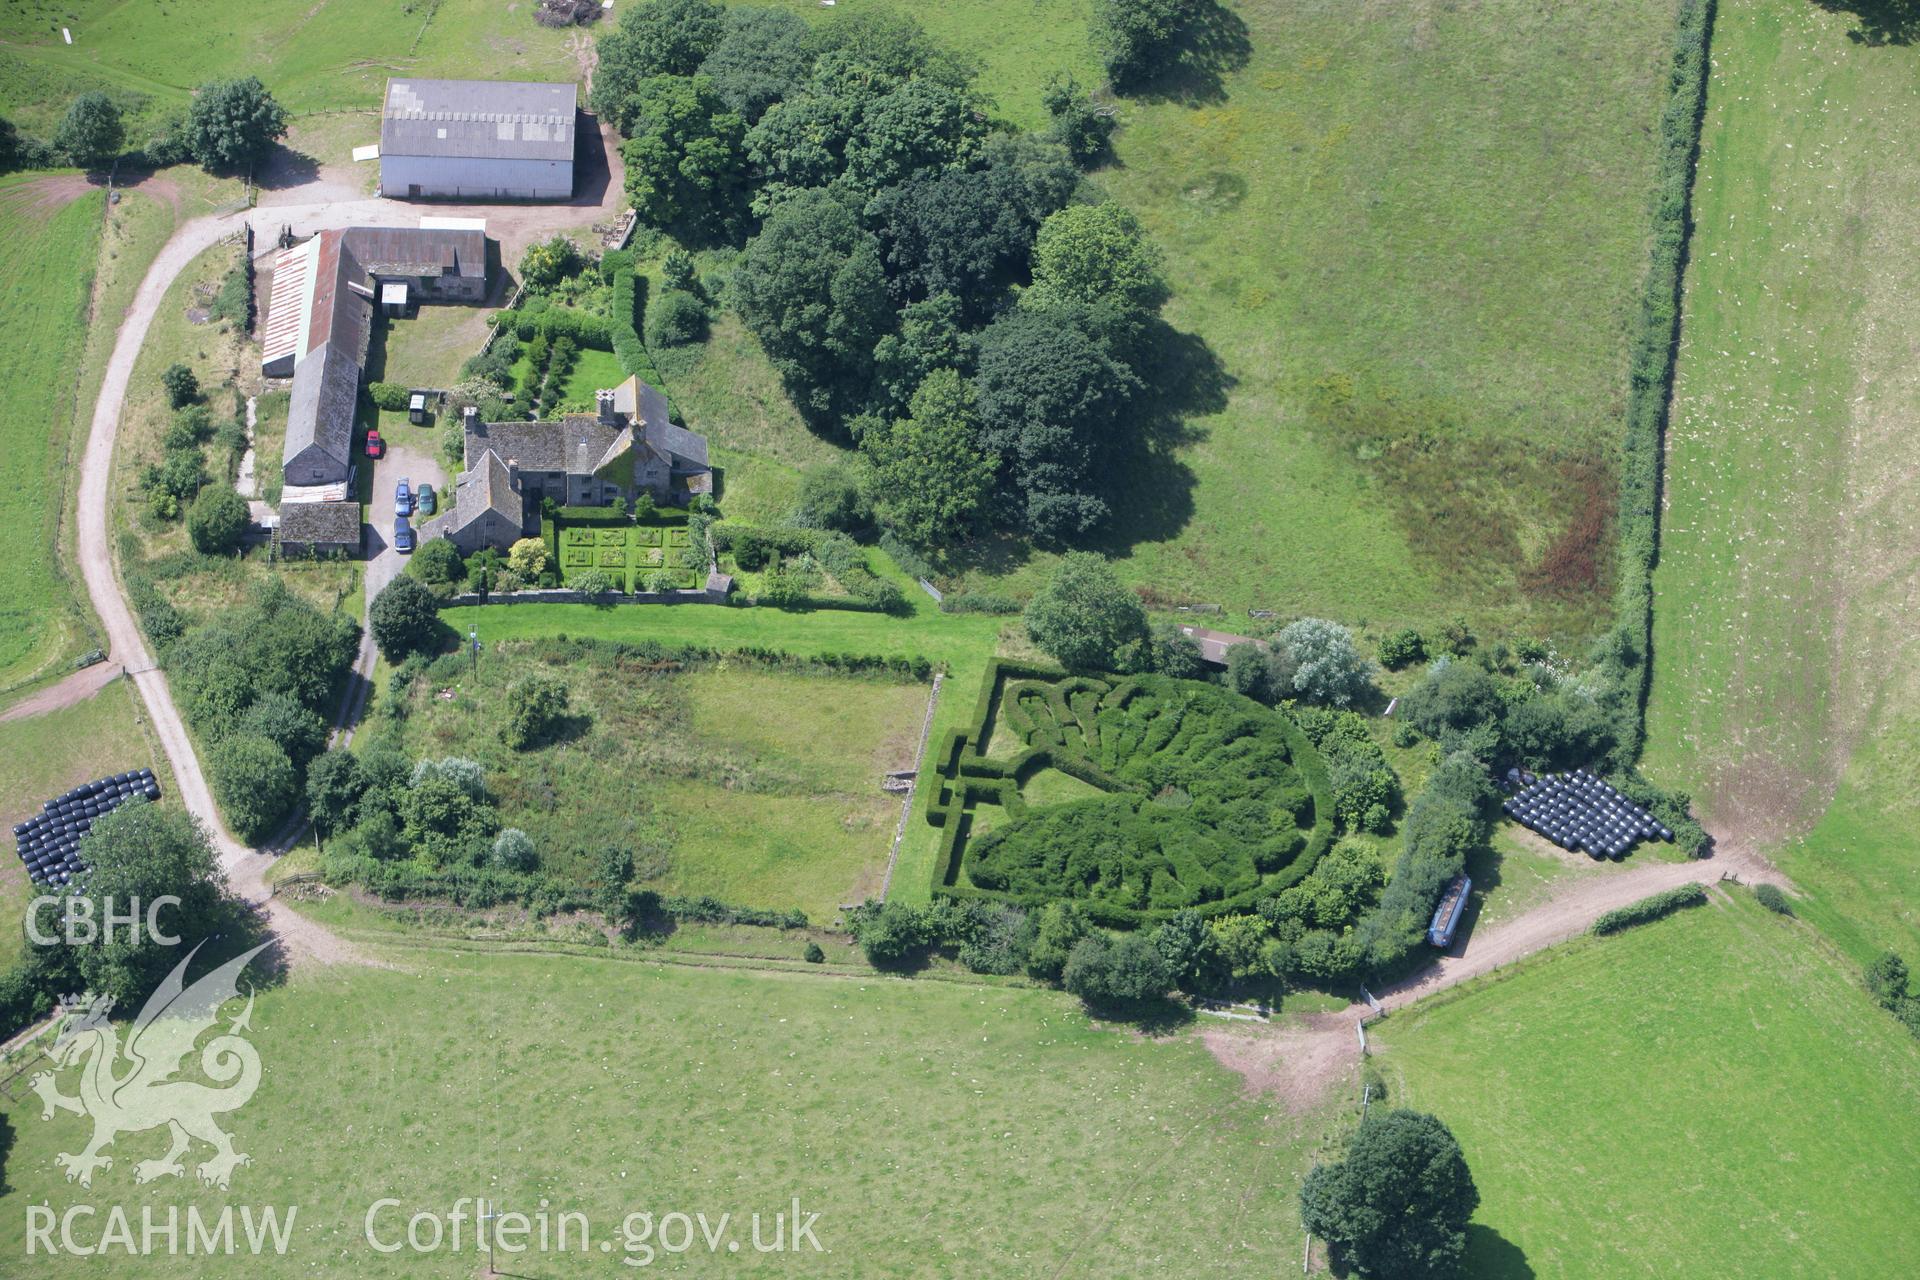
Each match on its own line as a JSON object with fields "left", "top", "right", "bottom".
{"left": 393, "top": 515, "right": 415, "bottom": 553}
{"left": 394, "top": 478, "right": 412, "bottom": 519}
{"left": 415, "top": 483, "right": 436, "bottom": 516}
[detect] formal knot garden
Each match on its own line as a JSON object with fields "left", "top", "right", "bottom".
{"left": 555, "top": 511, "right": 703, "bottom": 593}
{"left": 927, "top": 662, "right": 1335, "bottom": 927}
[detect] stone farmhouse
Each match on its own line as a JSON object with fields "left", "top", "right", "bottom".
{"left": 431, "top": 375, "right": 712, "bottom": 555}
{"left": 263, "top": 225, "right": 489, "bottom": 491}
{"left": 379, "top": 78, "right": 577, "bottom": 201}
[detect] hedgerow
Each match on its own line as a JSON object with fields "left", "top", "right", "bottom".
{"left": 506, "top": 305, "right": 613, "bottom": 350}
{"left": 368, "top": 381, "right": 410, "bottom": 411}
{"left": 1591, "top": 882, "right": 1707, "bottom": 936}
{"left": 1605, "top": 0, "right": 1716, "bottom": 765}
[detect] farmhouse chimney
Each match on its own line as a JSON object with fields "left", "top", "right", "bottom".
{"left": 463, "top": 405, "right": 477, "bottom": 431}
{"left": 596, "top": 388, "right": 617, "bottom": 426}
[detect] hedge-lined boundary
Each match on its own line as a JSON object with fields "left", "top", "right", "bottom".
{"left": 1591, "top": 881, "right": 1707, "bottom": 936}
{"left": 605, "top": 255, "right": 684, "bottom": 423}
{"left": 1610, "top": 0, "right": 1716, "bottom": 764}
{"left": 923, "top": 662, "right": 1336, "bottom": 928}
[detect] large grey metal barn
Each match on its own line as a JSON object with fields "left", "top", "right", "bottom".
{"left": 379, "top": 78, "right": 577, "bottom": 201}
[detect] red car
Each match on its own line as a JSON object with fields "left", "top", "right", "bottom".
{"left": 365, "top": 428, "right": 384, "bottom": 459}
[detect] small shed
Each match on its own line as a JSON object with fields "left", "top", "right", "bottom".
{"left": 408, "top": 390, "right": 429, "bottom": 424}
{"left": 379, "top": 281, "right": 410, "bottom": 317}
{"left": 1178, "top": 625, "right": 1266, "bottom": 668}
{"left": 275, "top": 501, "right": 364, "bottom": 557}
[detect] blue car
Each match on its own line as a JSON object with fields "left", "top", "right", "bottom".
{"left": 393, "top": 515, "right": 415, "bottom": 554}
{"left": 394, "top": 478, "right": 413, "bottom": 519}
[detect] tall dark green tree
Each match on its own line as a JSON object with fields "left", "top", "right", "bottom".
{"left": 732, "top": 188, "right": 891, "bottom": 425}
{"left": 696, "top": 6, "right": 813, "bottom": 122}
{"left": 591, "top": 0, "right": 728, "bottom": 127}
{"left": 620, "top": 74, "right": 747, "bottom": 240}
{"left": 208, "top": 734, "right": 298, "bottom": 844}
{"left": 864, "top": 368, "right": 996, "bottom": 546}
{"left": 871, "top": 293, "right": 970, "bottom": 414}
{"left": 54, "top": 92, "right": 123, "bottom": 168}
{"left": 369, "top": 574, "right": 442, "bottom": 663}
{"left": 1092, "top": 0, "right": 1199, "bottom": 90}
{"left": 1023, "top": 552, "right": 1147, "bottom": 671}
{"left": 841, "top": 77, "right": 985, "bottom": 194}
{"left": 305, "top": 749, "right": 368, "bottom": 840}
{"left": 186, "top": 483, "right": 248, "bottom": 553}
{"left": 62, "top": 800, "right": 230, "bottom": 1002}
{"left": 1300, "top": 1109, "right": 1480, "bottom": 1280}
{"left": 973, "top": 304, "right": 1137, "bottom": 537}
{"left": 184, "top": 77, "right": 288, "bottom": 172}
{"left": 803, "top": 9, "right": 970, "bottom": 88}
{"left": 868, "top": 136, "right": 1077, "bottom": 318}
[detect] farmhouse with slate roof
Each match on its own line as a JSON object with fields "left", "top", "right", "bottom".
{"left": 380, "top": 79, "right": 577, "bottom": 201}
{"left": 430, "top": 374, "right": 712, "bottom": 555}
{"left": 262, "top": 226, "right": 490, "bottom": 492}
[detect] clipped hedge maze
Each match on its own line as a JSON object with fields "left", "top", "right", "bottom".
{"left": 925, "top": 662, "right": 1336, "bottom": 927}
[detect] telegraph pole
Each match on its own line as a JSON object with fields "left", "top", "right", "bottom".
{"left": 479, "top": 1201, "right": 498, "bottom": 1277}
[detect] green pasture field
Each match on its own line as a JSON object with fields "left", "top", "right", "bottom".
{"left": 439, "top": 588, "right": 1017, "bottom": 903}
{"left": 1642, "top": 1, "right": 1920, "bottom": 957}
{"left": 387, "top": 644, "right": 929, "bottom": 920}
{"left": 0, "top": 678, "right": 174, "bottom": 949}
{"left": 0, "top": 0, "right": 582, "bottom": 134}
{"left": 0, "top": 944, "right": 1328, "bottom": 1277}
{"left": 926, "top": 0, "right": 1683, "bottom": 646}
{"left": 1375, "top": 892, "right": 1920, "bottom": 1277}
{"left": 0, "top": 177, "right": 104, "bottom": 689}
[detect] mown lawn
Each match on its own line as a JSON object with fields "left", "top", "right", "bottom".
{"left": 0, "top": 177, "right": 104, "bottom": 689}
{"left": 0, "top": 945, "right": 1327, "bottom": 1277}
{"left": 1641, "top": 1, "right": 1920, "bottom": 956}
{"left": 1375, "top": 893, "right": 1920, "bottom": 1277}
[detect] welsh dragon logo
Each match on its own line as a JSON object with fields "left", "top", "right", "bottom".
{"left": 31, "top": 942, "right": 269, "bottom": 1190}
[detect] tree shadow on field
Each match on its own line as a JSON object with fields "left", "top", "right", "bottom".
{"left": 1326, "top": 1226, "right": 1533, "bottom": 1279}
{"left": 1465, "top": 1225, "right": 1536, "bottom": 1279}
{"left": 253, "top": 142, "right": 321, "bottom": 193}
{"left": 1813, "top": 0, "right": 1920, "bottom": 44}
{"left": 0, "top": 1110, "right": 14, "bottom": 1196}
{"left": 1128, "top": 1, "right": 1253, "bottom": 106}
{"left": 1086, "top": 318, "right": 1231, "bottom": 558}
{"left": 1085, "top": 995, "right": 1195, "bottom": 1036}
